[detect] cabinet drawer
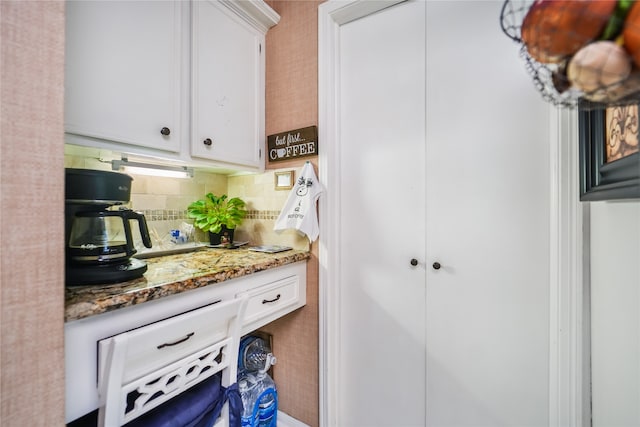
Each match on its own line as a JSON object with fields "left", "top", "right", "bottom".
{"left": 238, "top": 275, "right": 301, "bottom": 330}
{"left": 98, "top": 299, "right": 234, "bottom": 384}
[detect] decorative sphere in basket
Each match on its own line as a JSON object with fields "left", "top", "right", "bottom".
{"left": 500, "top": 0, "right": 640, "bottom": 107}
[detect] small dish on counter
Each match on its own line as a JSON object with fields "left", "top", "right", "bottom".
{"left": 207, "top": 241, "right": 250, "bottom": 250}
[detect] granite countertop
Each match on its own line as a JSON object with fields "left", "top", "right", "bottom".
{"left": 65, "top": 247, "right": 311, "bottom": 322}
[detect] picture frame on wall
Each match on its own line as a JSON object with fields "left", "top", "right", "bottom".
{"left": 578, "top": 99, "right": 640, "bottom": 201}
{"left": 274, "top": 170, "right": 295, "bottom": 190}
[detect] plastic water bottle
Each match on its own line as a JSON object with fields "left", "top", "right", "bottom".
{"left": 239, "top": 377, "right": 258, "bottom": 427}
{"left": 238, "top": 336, "right": 278, "bottom": 426}
{"left": 254, "top": 371, "right": 278, "bottom": 427}
{"left": 239, "top": 336, "right": 277, "bottom": 374}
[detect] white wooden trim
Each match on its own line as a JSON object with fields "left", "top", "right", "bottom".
{"left": 219, "top": 0, "right": 280, "bottom": 34}
{"left": 548, "top": 106, "right": 590, "bottom": 427}
{"left": 318, "top": 3, "right": 341, "bottom": 426}
{"left": 326, "top": 0, "right": 405, "bottom": 25}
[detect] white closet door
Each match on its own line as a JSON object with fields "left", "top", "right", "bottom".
{"left": 338, "top": 1, "right": 426, "bottom": 426}
{"left": 425, "top": 2, "right": 550, "bottom": 426}
{"left": 331, "top": 1, "right": 550, "bottom": 426}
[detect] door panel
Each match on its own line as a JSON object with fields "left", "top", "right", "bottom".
{"left": 338, "top": 2, "right": 426, "bottom": 426}
{"left": 425, "top": 2, "right": 550, "bottom": 426}
{"left": 590, "top": 202, "right": 640, "bottom": 426}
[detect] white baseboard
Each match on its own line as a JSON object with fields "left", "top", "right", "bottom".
{"left": 277, "top": 410, "right": 310, "bottom": 427}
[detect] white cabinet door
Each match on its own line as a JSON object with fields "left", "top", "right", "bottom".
{"left": 65, "top": 1, "right": 182, "bottom": 153}
{"left": 191, "top": 0, "right": 263, "bottom": 169}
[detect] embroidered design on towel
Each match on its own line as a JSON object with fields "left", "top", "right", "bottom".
{"left": 274, "top": 162, "right": 325, "bottom": 242}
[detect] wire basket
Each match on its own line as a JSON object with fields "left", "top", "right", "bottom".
{"left": 500, "top": 0, "right": 640, "bottom": 109}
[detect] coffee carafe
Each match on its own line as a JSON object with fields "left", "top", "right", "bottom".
{"left": 67, "top": 210, "right": 152, "bottom": 264}
{"left": 65, "top": 168, "right": 152, "bottom": 286}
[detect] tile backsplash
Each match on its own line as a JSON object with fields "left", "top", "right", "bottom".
{"left": 227, "top": 172, "right": 308, "bottom": 250}
{"left": 64, "top": 149, "right": 309, "bottom": 252}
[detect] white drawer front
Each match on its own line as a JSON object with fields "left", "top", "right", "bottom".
{"left": 239, "top": 275, "right": 300, "bottom": 329}
{"left": 98, "top": 299, "right": 233, "bottom": 384}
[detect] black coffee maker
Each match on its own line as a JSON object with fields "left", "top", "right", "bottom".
{"left": 65, "top": 168, "right": 152, "bottom": 286}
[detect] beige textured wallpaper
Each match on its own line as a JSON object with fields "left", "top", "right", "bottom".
{"left": 1, "top": 1, "right": 66, "bottom": 425}
{"left": 262, "top": 2, "right": 324, "bottom": 426}
{"left": 265, "top": 0, "right": 322, "bottom": 173}
{"left": 2, "top": 1, "right": 324, "bottom": 424}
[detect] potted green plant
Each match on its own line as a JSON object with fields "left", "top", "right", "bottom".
{"left": 187, "top": 193, "right": 247, "bottom": 245}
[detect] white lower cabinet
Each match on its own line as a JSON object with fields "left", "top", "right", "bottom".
{"left": 64, "top": 0, "right": 278, "bottom": 172}
{"left": 65, "top": 262, "right": 306, "bottom": 423}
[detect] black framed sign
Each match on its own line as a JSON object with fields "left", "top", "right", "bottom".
{"left": 578, "top": 99, "right": 640, "bottom": 201}
{"left": 267, "top": 126, "right": 318, "bottom": 163}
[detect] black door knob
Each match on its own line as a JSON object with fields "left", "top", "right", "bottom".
{"left": 160, "top": 127, "right": 171, "bottom": 136}
{"left": 410, "top": 259, "right": 418, "bottom": 266}
{"left": 203, "top": 138, "right": 213, "bottom": 146}
{"left": 432, "top": 262, "right": 441, "bottom": 270}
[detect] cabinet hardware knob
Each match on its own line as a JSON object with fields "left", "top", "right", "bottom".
{"left": 156, "top": 332, "right": 194, "bottom": 349}
{"left": 203, "top": 138, "right": 213, "bottom": 146}
{"left": 262, "top": 294, "right": 281, "bottom": 304}
{"left": 160, "top": 127, "right": 171, "bottom": 136}
{"left": 410, "top": 259, "right": 418, "bottom": 266}
{"left": 432, "top": 262, "right": 441, "bottom": 270}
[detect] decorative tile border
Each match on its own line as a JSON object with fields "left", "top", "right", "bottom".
{"left": 139, "top": 209, "right": 280, "bottom": 221}
{"left": 139, "top": 209, "right": 189, "bottom": 221}
{"left": 245, "top": 210, "right": 280, "bottom": 220}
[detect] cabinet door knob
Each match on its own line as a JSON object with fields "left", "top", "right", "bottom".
{"left": 160, "top": 127, "right": 171, "bottom": 136}
{"left": 203, "top": 138, "right": 213, "bottom": 146}
{"left": 410, "top": 258, "right": 418, "bottom": 266}
{"left": 432, "top": 262, "right": 441, "bottom": 270}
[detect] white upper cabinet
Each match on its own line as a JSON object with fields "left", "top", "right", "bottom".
{"left": 64, "top": 1, "right": 278, "bottom": 171}
{"left": 191, "top": 1, "right": 264, "bottom": 168}
{"left": 65, "top": 1, "right": 183, "bottom": 153}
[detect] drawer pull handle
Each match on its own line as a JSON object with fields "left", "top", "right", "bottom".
{"left": 262, "top": 294, "right": 281, "bottom": 304}
{"left": 157, "top": 332, "right": 195, "bottom": 349}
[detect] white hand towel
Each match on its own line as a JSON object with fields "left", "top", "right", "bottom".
{"left": 274, "top": 161, "right": 325, "bottom": 242}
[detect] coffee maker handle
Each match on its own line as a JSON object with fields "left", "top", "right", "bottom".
{"left": 126, "top": 210, "right": 153, "bottom": 248}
